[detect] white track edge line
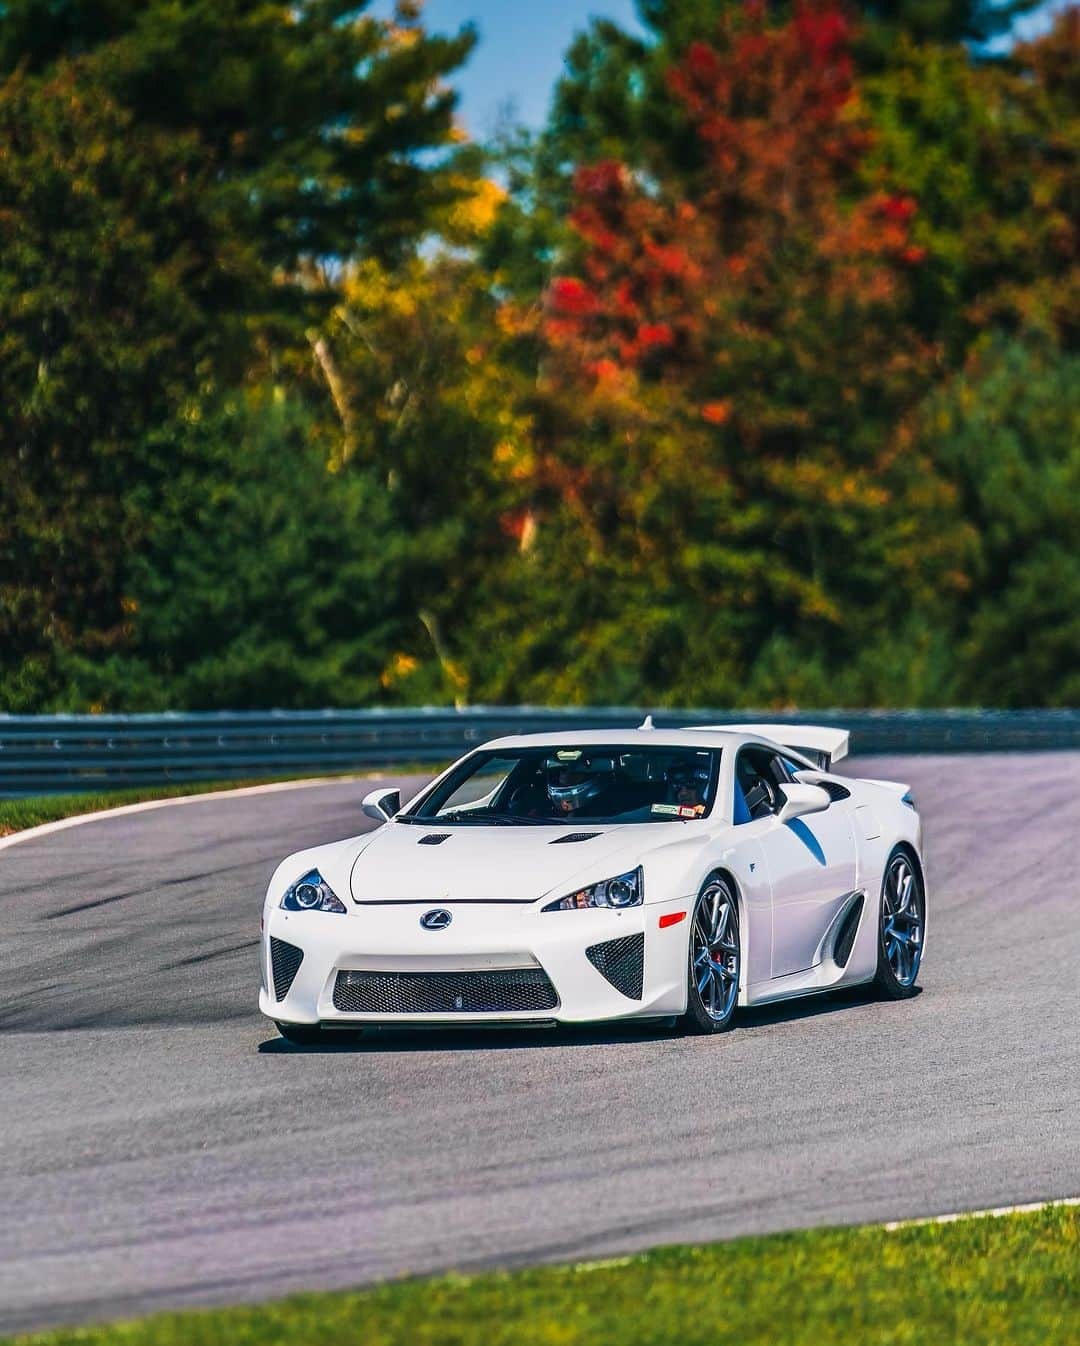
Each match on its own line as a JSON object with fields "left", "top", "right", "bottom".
{"left": 884, "top": 1196, "right": 1080, "bottom": 1231}
{"left": 0, "top": 774, "right": 385, "bottom": 854}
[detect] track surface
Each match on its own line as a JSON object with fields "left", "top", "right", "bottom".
{"left": 2, "top": 754, "right": 1078, "bottom": 1335}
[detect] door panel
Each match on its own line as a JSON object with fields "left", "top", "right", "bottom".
{"left": 721, "top": 835, "right": 771, "bottom": 988}
{"left": 764, "top": 804, "right": 858, "bottom": 978}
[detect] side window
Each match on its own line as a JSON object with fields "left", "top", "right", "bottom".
{"left": 435, "top": 756, "right": 518, "bottom": 814}
{"left": 735, "top": 749, "right": 791, "bottom": 822}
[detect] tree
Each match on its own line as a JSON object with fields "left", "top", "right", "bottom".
{"left": 47, "top": 392, "right": 406, "bottom": 711}
{"left": 919, "top": 338, "right": 1080, "bottom": 706}
{"left": 0, "top": 1, "right": 478, "bottom": 707}
{"left": 0, "top": 0, "right": 475, "bottom": 268}
{"left": 0, "top": 70, "right": 264, "bottom": 709}
{"left": 863, "top": 10, "right": 1080, "bottom": 359}
{"left": 302, "top": 237, "right": 533, "bottom": 706}
{"left": 510, "top": 3, "right": 972, "bottom": 706}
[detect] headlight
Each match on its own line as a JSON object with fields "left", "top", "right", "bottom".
{"left": 542, "top": 866, "right": 643, "bottom": 912}
{"left": 280, "top": 869, "right": 347, "bottom": 914}
{"left": 901, "top": 790, "right": 917, "bottom": 811}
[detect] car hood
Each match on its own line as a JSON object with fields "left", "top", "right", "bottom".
{"left": 348, "top": 821, "right": 681, "bottom": 904}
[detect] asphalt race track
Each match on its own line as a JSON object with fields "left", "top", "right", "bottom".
{"left": 2, "top": 753, "right": 1078, "bottom": 1335}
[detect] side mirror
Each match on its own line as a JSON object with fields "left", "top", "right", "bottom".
{"left": 776, "top": 783, "right": 831, "bottom": 825}
{"left": 362, "top": 787, "right": 400, "bottom": 823}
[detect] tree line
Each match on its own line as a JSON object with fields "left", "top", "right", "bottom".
{"left": 0, "top": 0, "right": 1077, "bottom": 712}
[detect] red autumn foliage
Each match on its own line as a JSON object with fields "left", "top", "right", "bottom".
{"left": 548, "top": 276, "right": 601, "bottom": 316}
{"left": 542, "top": 0, "right": 927, "bottom": 404}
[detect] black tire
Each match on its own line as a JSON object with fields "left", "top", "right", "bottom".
{"left": 872, "top": 848, "right": 925, "bottom": 1000}
{"left": 275, "top": 1021, "right": 363, "bottom": 1046}
{"left": 681, "top": 875, "right": 741, "bottom": 1034}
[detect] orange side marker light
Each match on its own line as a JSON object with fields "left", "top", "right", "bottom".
{"left": 659, "top": 911, "right": 686, "bottom": 929}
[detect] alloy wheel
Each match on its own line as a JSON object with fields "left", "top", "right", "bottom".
{"left": 691, "top": 880, "right": 740, "bottom": 1023}
{"left": 881, "top": 853, "right": 923, "bottom": 987}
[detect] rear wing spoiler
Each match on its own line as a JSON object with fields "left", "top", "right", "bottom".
{"left": 695, "top": 723, "right": 850, "bottom": 769}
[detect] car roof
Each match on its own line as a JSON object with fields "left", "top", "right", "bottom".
{"left": 480, "top": 728, "right": 777, "bottom": 753}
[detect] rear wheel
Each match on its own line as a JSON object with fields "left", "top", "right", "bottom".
{"left": 682, "top": 876, "right": 741, "bottom": 1034}
{"left": 275, "top": 1021, "right": 363, "bottom": 1046}
{"left": 873, "top": 849, "right": 925, "bottom": 999}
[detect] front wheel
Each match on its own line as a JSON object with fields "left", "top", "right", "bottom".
{"left": 681, "top": 876, "right": 741, "bottom": 1034}
{"left": 873, "top": 849, "right": 925, "bottom": 999}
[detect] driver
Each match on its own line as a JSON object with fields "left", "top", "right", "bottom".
{"left": 545, "top": 754, "right": 613, "bottom": 816}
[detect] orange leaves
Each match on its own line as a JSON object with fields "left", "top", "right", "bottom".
{"left": 701, "top": 401, "right": 732, "bottom": 425}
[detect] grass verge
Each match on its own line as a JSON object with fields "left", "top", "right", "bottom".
{"left": 8, "top": 1205, "right": 1079, "bottom": 1346}
{"left": 0, "top": 767, "right": 440, "bottom": 838}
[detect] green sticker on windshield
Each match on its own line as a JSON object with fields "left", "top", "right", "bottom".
{"left": 651, "top": 803, "right": 680, "bottom": 815}
{"left": 556, "top": 750, "right": 582, "bottom": 761}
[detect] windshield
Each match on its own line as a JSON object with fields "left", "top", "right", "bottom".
{"left": 400, "top": 745, "right": 720, "bottom": 825}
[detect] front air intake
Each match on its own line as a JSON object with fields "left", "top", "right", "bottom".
{"left": 586, "top": 932, "right": 644, "bottom": 1000}
{"left": 270, "top": 937, "right": 304, "bottom": 1001}
{"left": 332, "top": 968, "right": 559, "bottom": 1015}
{"left": 549, "top": 832, "right": 602, "bottom": 844}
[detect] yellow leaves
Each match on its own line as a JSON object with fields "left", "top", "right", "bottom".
{"left": 380, "top": 652, "right": 420, "bottom": 689}
{"left": 443, "top": 176, "right": 506, "bottom": 241}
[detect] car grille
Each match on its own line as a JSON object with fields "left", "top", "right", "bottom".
{"left": 586, "top": 932, "right": 645, "bottom": 1000}
{"left": 332, "top": 968, "right": 559, "bottom": 1015}
{"left": 270, "top": 937, "right": 304, "bottom": 1001}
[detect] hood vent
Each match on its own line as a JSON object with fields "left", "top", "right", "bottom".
{"left": 549, "top": 832, "right": 602, "bottom": 844}
{"left": 418, "top": 833, "right": 451, "bottom": 845}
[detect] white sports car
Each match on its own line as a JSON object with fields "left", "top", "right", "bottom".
{"left": 260, "top": 723, "right": 926, "bottom": 1042}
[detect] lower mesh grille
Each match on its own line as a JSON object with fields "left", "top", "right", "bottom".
{"left": 333, "top": 968, "right": 558, "bottom": 1015}
{"left": 586, "top": 932, "right": 645, "bottom": 999}
{"left": 270, "top": 937, "right": 304, "bottom": 1001}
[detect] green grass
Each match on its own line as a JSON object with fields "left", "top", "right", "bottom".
{"left": 0, "top": 766, "right": 442, "bottom": 838}
{"left": 8, "top": 1206, "right": 1079, "bottom": 1346}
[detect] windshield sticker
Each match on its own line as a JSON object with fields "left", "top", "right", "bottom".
{"left": 651, "top": 803, "right": 703, "bottom": 819}
{"left": 556, "top": 749, "right": 582, "bottom": 761}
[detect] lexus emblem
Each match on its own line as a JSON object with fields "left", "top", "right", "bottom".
{"left": 420, "top": 908, "right": 452, "bottom": 931}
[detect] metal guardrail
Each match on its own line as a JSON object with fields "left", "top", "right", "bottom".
{"left": 0, "top": 708, "right": 1076, "bottom": 798}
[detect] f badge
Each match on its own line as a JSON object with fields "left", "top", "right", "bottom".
{"left": 420, "top": 908, "right": 452, "bottom": 931}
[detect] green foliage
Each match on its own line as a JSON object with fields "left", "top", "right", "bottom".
{"left": 0, "top": 67, "right": 263, "bottom": 708}
{"left": 0, "top": 0, "right": 478, "bottom": 710}
{"left": 917, "top": 338, "right": 1080, "bottom": 706}
{"left": 5, "top": 1205, "right": 1080, "bottom": 1345}
{"left": 0, "top": 0, "right": 1077, "bottom": 714}
{"left": 0, "top": 0, "right": 475, "bottom": 267}
{"left": 49, "top": 392, "right": 407, "bottom": 711}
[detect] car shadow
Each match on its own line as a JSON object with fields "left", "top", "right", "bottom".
{"left": 256, "top": 1019, "right": 680, "bottom": 1054}
{"left": 738, "top": 982, "right": 922, "bottom": 1030}
{"left": 256, "top": 985, "right": 920, "bottom": 1054}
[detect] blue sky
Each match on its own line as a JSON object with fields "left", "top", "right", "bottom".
{"left": 371, "top": 0, "right": 646, "bottom": 134}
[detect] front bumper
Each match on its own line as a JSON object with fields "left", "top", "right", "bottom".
{"left": 260, "top": 897, "right": 692, "bottom": 1027}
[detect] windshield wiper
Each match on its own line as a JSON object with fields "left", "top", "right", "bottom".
{"left": 425, "top": 810, "right": 551, "bottom": 826}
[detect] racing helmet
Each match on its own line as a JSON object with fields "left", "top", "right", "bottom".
{"left": 545, "top": 753, "right": 612, "bottom": 808}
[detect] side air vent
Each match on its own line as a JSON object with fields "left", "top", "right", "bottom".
{"left": 586, "top": 932, "right": 645, "bottom": 999}
{"left": 832, "top": 894, "right": 865, "bottom": 968}
{"left": 418, "top": 833, "right": 451, "bottom": 845}
{"left": 270, "top": 937, "right": 304, "bottom": 1001}
{"left": 549, "top": 832, "right": 602, "bottom": 844}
